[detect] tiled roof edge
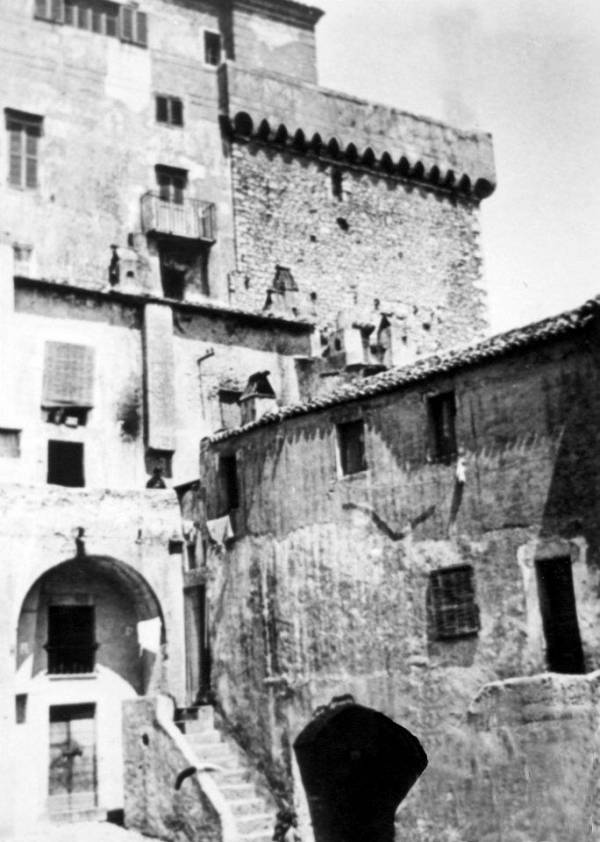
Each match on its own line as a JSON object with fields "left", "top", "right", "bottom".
{"left": 205, "top": 295, "right": 600, "bottom": 445}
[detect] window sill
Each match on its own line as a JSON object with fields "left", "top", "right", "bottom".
{"left": 337, "top": 469, "right": 369, "bottom": 483}
{"left": 47, "top": 671, "right": 97, "bottom": 680}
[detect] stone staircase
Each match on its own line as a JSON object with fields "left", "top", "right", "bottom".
{"left": 176, "top": 706, "right": 277, "bottom": 842}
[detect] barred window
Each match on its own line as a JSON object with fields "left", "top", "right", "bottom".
{"left": 42, "top": 342, "right": 95, "bottom": 408}
{"left": 427, "top": 565, "right": 480, "bottom": 640}
{"left": 6, "top": 110, "right": 43, "bottom": 189}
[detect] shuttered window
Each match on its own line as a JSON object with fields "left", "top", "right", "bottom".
{"left": 42, "top": 342, "right": 95, "bottom": 408}
{"left": 34, "top": 0, "right": 144, "bottom": 44}
{"left": 427, "top": 565, "right": 480, "bottom": 640}
{"left": 0, "top": 429, "right": 20, "bottom": 458}
{"left": 6, "top": 110, "right": 43, "bottom": 190}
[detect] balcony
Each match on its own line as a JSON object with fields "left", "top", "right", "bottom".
{"left": 141, "top": 192, "right": 216, "bottom": 243}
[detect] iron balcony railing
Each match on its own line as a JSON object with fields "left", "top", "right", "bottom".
{"left": 141, "top": 192, "right": 216, "bottom": 242}
{"left": 45, "top": 643, "right": 99, "bottom": 675}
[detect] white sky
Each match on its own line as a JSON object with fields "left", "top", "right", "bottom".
{"left": 315, "top": 0, "right": 600, "bottom": 333}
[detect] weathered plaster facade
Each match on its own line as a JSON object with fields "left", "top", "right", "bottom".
{"left": 202, "top": 305, "right": 600, "bottom": 842}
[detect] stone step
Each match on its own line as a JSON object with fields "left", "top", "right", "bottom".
{"left": 211, "top": 767, "right": 255, "bottom": 786}
{"left": 239, "top": 832, "right": 274, "bottom": 842}
{"left": 191, "top": 746, "right": 241, "bottom": 768}
{"left": 219, "top": 782, "right": 256, "bottom": 800}
{"left": 183, "top": 728, "right": 223, "bottom": 746}
{"left": 229, "top": 797, "right": 269, "bottom": 817}
{"left": 236, "top": 812, "right": 275, "bottom": 835}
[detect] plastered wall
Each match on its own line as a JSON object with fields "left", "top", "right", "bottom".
{"left": 203, "top": 325, "right": 600, "bottom": 842}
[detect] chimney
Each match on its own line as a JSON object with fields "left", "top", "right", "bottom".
{"left": 239, "top": 371, "right": 277, "bottom": 424}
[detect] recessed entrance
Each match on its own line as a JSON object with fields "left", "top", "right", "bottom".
{"left": 49, "top": 704, "right": 97, "bottom": 815}
{"left": 536, "top": 556, "right": 585, "bottom": 673}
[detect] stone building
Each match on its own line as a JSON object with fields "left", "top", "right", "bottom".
{"left": 0, "top": 0, "right": 500, "bottom": 838}
{"left": 202, "top": 298, "right": 600, "bottom": 842}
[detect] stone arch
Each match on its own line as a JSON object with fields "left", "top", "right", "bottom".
{"left": 17, "top": 555, "right": 165, "bottom": 695}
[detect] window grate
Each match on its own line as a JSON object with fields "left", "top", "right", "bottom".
{"left": 427, "top": 565, "right": 480, "bottom": 640}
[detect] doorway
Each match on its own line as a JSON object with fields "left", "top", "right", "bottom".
{"left": 48, "top": 704, "right": 97, "bottom": 815}
{"left": 184, "top": 585, "right": 211, "bottom": 705}
{"left": 536, "top": 556, "right": 585, "bottom": 673}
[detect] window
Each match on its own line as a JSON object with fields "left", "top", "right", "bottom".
{"left": 337, "top": 418, "right": 366, "bottom": 476}
{"left": 427, "top": 565, "right": 480, "bottom": 640}
{"left": 47, "top": 440, "right": 85, "bottom": 487}
{"left": 331, "top": 168, "right": 344, "bottom": 200}
{"left": 219, "top": 454, "right": 239, "bottom": 512}
{"left": 204, "top": 30, "right": 221, "bottom": 66}
{"left": 35, "top": 0, "right": 144, "bottom": 44}
{"left": 155, "top": 95, "right": 183, "bottom": 127}
{"left": 158, "top": 239, "right": 209, "bottom": 300}
{"left": 42, "top": 342, "right": 95, "bottom": 409}
{"left": 428, "top": 390, "right": 457, "bottom": 462}
{"left": 536, "top": 557, "right": 585, "bottom": 673}
{"left": 0, "top": 429, "right": 20, "bottom": 458}
{"left": 219, "top": 389, "right": 242, "bottom": 431}
{"left": 15, "top": 694, "right": 27, "bottom": 725}
{"left": 46, "top": 606, "right": 96, "bottom": 674}
{"left": 6, "top": 109, "right": 43, "bottom": 189}
{"left": 34, "top": 0, "right": 64, "bottom": 22}
{"left": 156, "top": 165, "right": 187, "bottom": 205}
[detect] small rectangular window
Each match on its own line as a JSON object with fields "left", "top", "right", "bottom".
{"left": 34, "top": 0, "right": 64, "bottom": 22}
{"left": 155, "top": 95, "right": 184, "bottom": 127}
{"left": 219, "top": 454, "right": 239, "bottom": 511}
{"left": 6, "top": 109, "right": 43, "bottom": 190}
{"left": 15, "top": 694, "right": 27, "bottom": 724}
{"left": 337, "top": 418, "right": 366, "bottom": 475}
{"left": 427, "top": 565, "right": 480, "bottom": 640}
{"left": 47, "top": 440, "right": 85, "bottom": 487}
{"left": 120, "top": 5, "right": 147, "bottom": 46}
{"left": 204, "top": 30, "right": 221, "bottom": 66}
{"left": 0, "top": 429, "right": 21, "bottom": 458}
{"left": 428, "top": 390, "right": 457, "bottom": 463}
{"left": 155, "top": 165, "right": 187, "bottom": 205}
{"left": 218, "top": 389, "right": 242, "bottom": 431}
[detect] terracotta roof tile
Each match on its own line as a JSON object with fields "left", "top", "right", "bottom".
{"left": 206, "top": 296, "right": 600, "bottom": 444}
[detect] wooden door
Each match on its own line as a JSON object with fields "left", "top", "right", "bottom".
{"left": 48, "top": 704, "right": 97, "bottom": 814}
{"left": 536, "top": 557, "right": 585, "bottom": 673}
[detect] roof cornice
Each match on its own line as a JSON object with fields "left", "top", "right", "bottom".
{"left": 232, "top": 0, "right": 324, "bottom": 28}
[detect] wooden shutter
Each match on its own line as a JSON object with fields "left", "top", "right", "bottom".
{"left": 42, "top": 342, "right": 95, "bottom": 407}
{"left": 134, "top": 10, "right": 147, "bottom": 45}
{"left": 119, "top": 5, "right": 133, "bottom": 41}
{"left": 8, "top": 124, "right": 22, "bottom": 187}
{"left": 34, "top": 0, "right": 48, "bottom": 19}
{"left": 51, "top": 0, "right": 64, "bottom": 21}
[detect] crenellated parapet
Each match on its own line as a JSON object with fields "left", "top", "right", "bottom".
{"left": 219, "top": 63, "right": 496, "bottom": 198}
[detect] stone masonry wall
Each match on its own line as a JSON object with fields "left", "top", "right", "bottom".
{"left": 229, "top": 141, "right": 487, "bottom": 344}
{"left": 203, "top": 325, "right": 600, "bottom": 842}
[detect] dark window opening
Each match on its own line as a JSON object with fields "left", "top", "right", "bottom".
{"left": 145, "top": 448, "right": 172, "bottom": 483}
{"left": 0, "top": 428, "right": 21, "bottom": 458}
{"left": 46, "top": 605, "right": 97, "bottom": 674}
{"left": 428, "top": 390, "right": 457, "bottom": 463}
{"left": 6, "top": 109, "right": 43, "bottom": 189}
{"left": 204, "top": 30, "right": 222, "bottom": 66}
{"left": 337, "top": 419, "right": 367, "bottom": 476}
{"left": 34, "top": 0, "right": 65, "bottom": 23}
{"left": 218, "top": 389, "right": 242, "bottom": 431}
{"left": 44, "top": 407, "right": 89, "bottom": 427}
{"left": 427, "top": 565, "right": 480, "bottom": 640}
{"left": 47, "top": 440, "right": 85, "bottom": 487}
{"left": 536, "top": 557, "right": 585, "bottom": 674}
{"left": 219, "top": 454, "right": 239, "bottom": 512}
{"left": 155, "top": 165, "right": 187, "bottom": 205}
{"left": 331, "top": 168, "right": 344, "bottom": 200}
{"left": 336, "top": 217, "right": 349, "bottom": 232}
{"left": 16, "top": 694, "right": 27, "bottom": 724}
{"left": 158, "top": 239, "right": 209, "bottom": 300}
{"left": 155, "top": 95, "right": 183, "bottom": 127}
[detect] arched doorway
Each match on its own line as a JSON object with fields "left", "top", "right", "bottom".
{"left": 15, "top": 556, "right": 164, "bottom": 824}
